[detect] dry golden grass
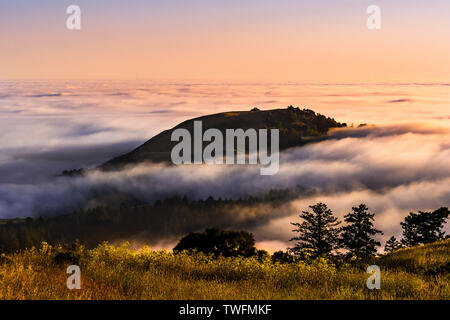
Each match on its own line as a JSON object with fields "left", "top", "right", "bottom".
{"left": 0, "top": 240, "right": 448, "bottom": 300}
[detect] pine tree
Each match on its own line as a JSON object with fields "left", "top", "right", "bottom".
{"left": 401, "top": 207, "right": 449, "bottom": 246}
{"left": 289, "top": 203, "right": 341, "bottom": 258}
{"left": 384, "top": 236, "right": 401, "bottom": 253}
{"left": 340, "top": 204, "right": 383, "bottom": 259}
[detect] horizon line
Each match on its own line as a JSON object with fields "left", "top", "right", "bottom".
{"left": 1, "top": 79, "right": 449, "bottom": 87}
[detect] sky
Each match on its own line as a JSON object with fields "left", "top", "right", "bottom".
{"left": 1, "top": 0, "right": 450, "bottom": 82}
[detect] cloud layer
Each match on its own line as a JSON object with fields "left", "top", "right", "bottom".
{"left": 0, "top": 124, "right": 449, "bottom": 251}
{"left": 0, "top": 81, "right": 449, "bottom": 251}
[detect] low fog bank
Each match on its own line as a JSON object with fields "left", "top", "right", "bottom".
{"left": 0, "top": 123, "right": 449, "bottom": 250}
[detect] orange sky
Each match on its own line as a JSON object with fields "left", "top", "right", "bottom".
{"left": 1, "top": 0, "right": 449, "bottom": 82}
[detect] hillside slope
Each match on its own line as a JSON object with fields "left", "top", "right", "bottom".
{"left": 100, "top": 106, "right": 346, "bottom": 171}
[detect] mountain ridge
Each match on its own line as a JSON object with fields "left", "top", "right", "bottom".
{"left": 99, "top": 106, "right": 347, "bottom": 171}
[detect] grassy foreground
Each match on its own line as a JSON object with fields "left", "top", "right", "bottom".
{"left": 0, "top": 240, "right": 448, "bottom": 300}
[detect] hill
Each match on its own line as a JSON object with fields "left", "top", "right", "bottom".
{"left": 100, "top": 106, "right": 346, "bottom": 171}
{"left": 379, "top": 240, "right": 450, "bottom": 275}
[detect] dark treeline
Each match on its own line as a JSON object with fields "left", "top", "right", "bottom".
{"left": 281, "top": 203, "right": 449, "bottom": 262}
{"left": 0, "top": 195, "right": 447, "bottom": 257}
{"left": 0, "top": 189, "right": 303, "bottom": 253}
{"left": 172, "top": 203, "right": 449, "bottom": 264}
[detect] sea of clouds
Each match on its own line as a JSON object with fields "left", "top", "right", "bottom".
{"left": 0, "top": 80, "right": 449, "bottom": 250}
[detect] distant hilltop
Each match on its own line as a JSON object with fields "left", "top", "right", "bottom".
{"left": 98, "top": 106, "right": 346, "bottom": 171}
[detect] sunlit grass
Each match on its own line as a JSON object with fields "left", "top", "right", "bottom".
{"left": 0, "top": 240, "right": 448, "bottom": 300}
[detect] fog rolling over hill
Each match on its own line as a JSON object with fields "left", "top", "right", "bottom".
{"left": 0, "top": 103, "right": 448, "bottom": 252}
{"left": 100, "top": 107, "right": 345, "bottom": 171}
{"left": 0, "top": 106, "right": 350, "bottom": 251}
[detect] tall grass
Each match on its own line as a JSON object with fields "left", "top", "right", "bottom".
{"left": 0, "top": 240, "right": 448, "bottom": 300}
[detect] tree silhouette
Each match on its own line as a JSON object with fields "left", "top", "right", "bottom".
{"left": 271, "top": 250, "right": 295, "bottom": 263}
{"left": 340, "top": 204, "right": 383, "bottom": 259}
{"left": 384, "top": 236, "right": 402, "bottom": 253}
{"left": 289, "top": 203, "right": 341, "bottom": 258}
{"left": 401, "top": 207, "right": 449, "bottom": 246}
{"left": 173, "top": 228, "right": 257, "bottom": 257}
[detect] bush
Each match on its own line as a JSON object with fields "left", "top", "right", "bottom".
{"left": 271, "top": 251, "right": 295, "bottom": 264}
{"left": 173, "top": 228, "right": 258, "bottom": 257}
